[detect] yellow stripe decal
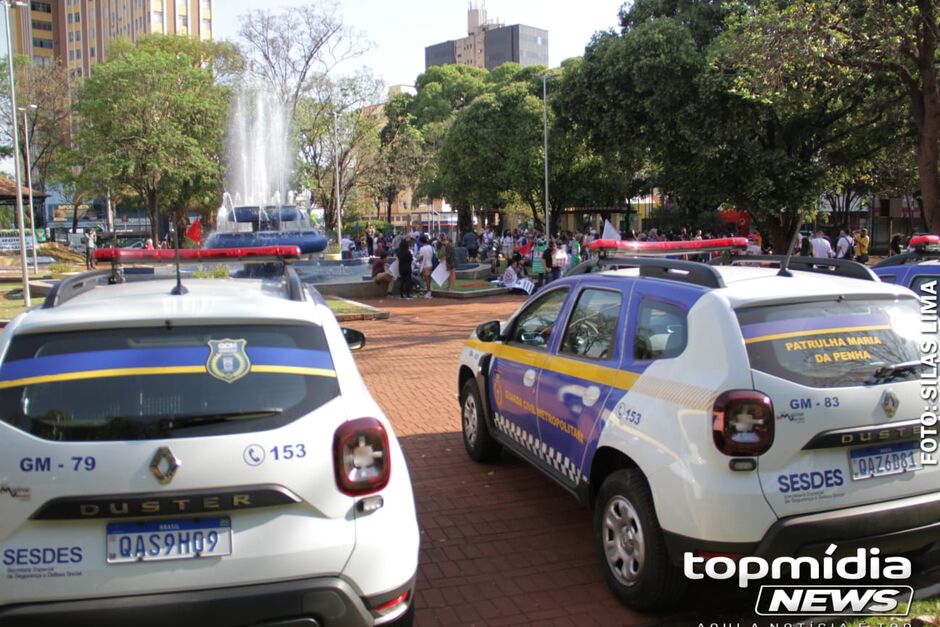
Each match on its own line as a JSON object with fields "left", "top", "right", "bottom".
{"left": 465, "top": 339, "right": 639, "bottom": 391}
{"left": 744, "top": 325, "right": 891, "bottom": 345}
{"left": 0, "top": 365, "right": 337, "bottom": 389}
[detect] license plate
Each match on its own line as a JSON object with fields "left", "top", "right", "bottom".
{"left": 849, "top": 441, "right": 922, "bottom": 481}
{"left": 106, "top": 517, "right": 232, "bottom": 564}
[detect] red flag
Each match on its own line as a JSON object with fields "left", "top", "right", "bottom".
{"left": 185, "top": 218, "right": 202, "bottom": 246}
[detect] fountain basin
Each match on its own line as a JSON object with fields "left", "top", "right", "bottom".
{"left": 205, "top": 230, "right": 328, "bottom": 254}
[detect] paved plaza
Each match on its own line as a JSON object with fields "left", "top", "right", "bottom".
{"left": 351, "top": 296, "right": 733, "bottom": 626}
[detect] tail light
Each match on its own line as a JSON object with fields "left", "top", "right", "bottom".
{"left": 333, "top": 418, "right": 390, "bottom": 495}
{"left": 712, "top": 390, "right": 774, "bottom": 456}
{"left": 373, "top": 591, "right": 410, "bottom": 617}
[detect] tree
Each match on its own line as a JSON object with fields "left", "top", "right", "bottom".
{"left": 0, "top": 56, "right": 71, "bottom": 196}
{"left": 370, "top": 93, "right": 425, "bottom": 223}
{"left": 723, "top": 0, "right": 940, "bottom": 232}
{"left": 72, "top": 41, "right": 228, "bottom": 243}
{"left": 238, "top": 2, "right": 367, "bottom": 117}
{"left": 295, "top": 72, "right": 385, "bottom": 232}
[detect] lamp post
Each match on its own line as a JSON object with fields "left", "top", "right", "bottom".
{"left": 541, "top": 75, "right": 550, "bottom": 236}
{"left": 3, "top": 0, "right": 31, "bottom": 307}
{"left": 19, "top": 103, "right": 38, "bottom": 272}
{"left": 333, "top": 109, "right": 342, "bottom": 254}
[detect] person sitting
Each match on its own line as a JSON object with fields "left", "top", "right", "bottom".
{"left": 372, "top": 251, "right": 394, "bottom": 296}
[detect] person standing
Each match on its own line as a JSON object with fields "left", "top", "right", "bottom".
{"left": 854, "top": 228, "right": 870, "bottom": 264}
{"left": 85, "top": 229, "right": 97, "bottom": 269}
{"left": 501, "top": 230, "right": 514, "bottom": 262}
{"left": 397, "top": 238, "right": 415, "bottom": 299}
{"left": 835, "top": 229, "right": 853, "bottom": 259}
{"left": 542, "top": 239, "right": 555, "bottom": 284}
{"left": 810, "top": 230, "right": 834, "bottom": 258}
{"left": 443, "top": 236, "right": 457, "bottom": 290}
{"left": 365, "top": 223, "right": 375, "bottom": 257}
{"left": 417, "top": 235, "right": 435, "bottom": 298}
{"left": 462, "top": 228, "right": 479, "bottom": 260}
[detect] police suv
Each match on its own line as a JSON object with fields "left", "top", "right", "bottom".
{"left": 873, "top": 234, "right": 940, "bottom": 300}
{"left": 0, "top": 247, "right": 419, "bottom": 626}
{"left": 457, "top": 238, "right": 939, "bottom": 610}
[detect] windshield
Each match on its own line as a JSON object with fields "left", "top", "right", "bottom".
{"left": 0, "top": 324, "right": 340, "bottom": 441}
{"left": 737, "top": 298, "right": 925, "bottom": 388}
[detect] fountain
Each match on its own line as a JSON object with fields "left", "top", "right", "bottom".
{"left": 206, "top": 89, "right": 327, "bottom": 254}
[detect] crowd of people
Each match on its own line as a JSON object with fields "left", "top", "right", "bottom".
{"left": 341, "top": 221, "right": 925, "bottom": 300}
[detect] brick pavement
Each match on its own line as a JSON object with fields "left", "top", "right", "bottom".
{"left": 348, "top": 295, "right": 759, "bottom": 627}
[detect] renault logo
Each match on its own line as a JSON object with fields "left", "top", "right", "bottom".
{"left": 881, "top": 390, "right": 900, "bottom": 418}
{"left": 149, "top": 447, "right": 181, "bottom": 485}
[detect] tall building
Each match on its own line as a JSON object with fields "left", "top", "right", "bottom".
{"left": 11, "top": 1, "right": 212, "bottom": 81}
{"left": 425, "top": 6, "right": 547, "bottom": 72}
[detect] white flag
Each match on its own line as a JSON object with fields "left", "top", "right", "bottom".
{"left": 431, "top": 260, "right": 449, "bottom": 287}
{"left": 388, "top": 258, "right": 400, "bottom": 279}
{"left": 602, "top": 219, "right": 620, "bottom": 241}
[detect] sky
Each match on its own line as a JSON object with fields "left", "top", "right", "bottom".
{"left": 212, "top": 0, "right": 627, "bottom": 88}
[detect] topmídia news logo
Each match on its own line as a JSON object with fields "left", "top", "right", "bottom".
{"left": 684, "top": 544, "right": 914, "bottom": 617}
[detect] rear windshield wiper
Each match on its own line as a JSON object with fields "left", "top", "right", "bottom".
{"left": 158, "top": 408, "right": 283, "bottom": 431}
{"left": 865, "top": 361, "right": 926, "bottom": 385}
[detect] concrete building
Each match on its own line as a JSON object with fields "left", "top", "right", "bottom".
{"left": 12, "top": 1, "right": 212, "bottom": 82}
{"left": 425, "top": 6, "right": 547, "bottom": 71}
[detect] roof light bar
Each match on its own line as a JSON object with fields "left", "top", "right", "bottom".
{"left": 94, "top": 246, "right": 303, "bottom": 263}
{"left": 587, "top": 237, "right": 748, "bottom": 257}
{"left": 909, "top": 234, "right": 939, "bottom": 251}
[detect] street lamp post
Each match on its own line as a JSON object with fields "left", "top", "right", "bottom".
{"left": 333, "top": 109, "right": 342, "bottom": 254}
{"left": 19, "top": 104, "right": 38, "bottom": 272}
{"left": 3, "top": 0, "right": 31, "bottom": 307}
{"left": 541, "top": 75, "right": 550, "bottom": 236}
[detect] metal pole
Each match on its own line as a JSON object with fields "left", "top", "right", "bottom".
{"left": 542, "top": 75, "right": 549, "bottom": 236}
{"left": 20, "top": 105, "right": 37, "bottom": 272}
{"left": 4, "top": 1, "right": 31, "bottom": 307}
{"left": 333, "top": 110, "right": 342, "bottom": 252}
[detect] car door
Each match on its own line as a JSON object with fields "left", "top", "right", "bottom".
{"left": 535, "top": 283, "right": 628, "bottom": 488}
{"left": 489, "top": 287, "right": 571, "bottom": 453}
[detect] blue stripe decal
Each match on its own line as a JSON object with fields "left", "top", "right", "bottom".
{"left": 0, "top": 347, "right": 334, "bottom": 382}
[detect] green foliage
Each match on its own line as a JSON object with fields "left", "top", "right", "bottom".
{"left": 192, "top": 265, "right": 231, "bottom": 279}
{"left": 71, "top": 36, "right": 229, "bottom": 243}
{"left": 48, "top": 262, "right": 72, "bottom": 274}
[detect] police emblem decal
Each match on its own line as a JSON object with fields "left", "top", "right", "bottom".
{"left": 207, "top": 339, "right": 251, "bottom": 383}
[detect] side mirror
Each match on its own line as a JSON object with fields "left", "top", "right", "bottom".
{"left": 342, "top": 327, "right": 366, "bottom": 351}
{"left": 476, "top": 320, "right": 501, "bottom": 343}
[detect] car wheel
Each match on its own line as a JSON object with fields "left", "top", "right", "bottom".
{"left": 460, "top": 379, "right": 501, "bottom": 462}
{"left": 594, "top": 469, "right": 686, "bottom": 611}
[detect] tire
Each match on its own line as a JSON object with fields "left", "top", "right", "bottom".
{"left": 460, "top": 379, "right": 502, "bottom": 462}
{"left": 593, "top": 469, "right": 686, "bottom": 611}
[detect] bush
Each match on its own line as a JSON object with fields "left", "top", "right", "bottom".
{"left": 49, "top": 262, "right": 73, "bottom": 274}
{"left": 192, "top": 265, "right": 230, "bottom": 279}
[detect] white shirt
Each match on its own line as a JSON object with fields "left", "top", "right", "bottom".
{"left": 811, "top": 236, "right": 833, "bottom": 259}
{"left": 502, "top": 265, "right": 518, "bottom": 286}
{"left": 417, "top": 244, "right": 434, "bottom": 269}
{"left": 340, "top": 237, "right": 354, "bottom": 252}
{"left": 836, "top": 236, "right": 851, "bottom": 258}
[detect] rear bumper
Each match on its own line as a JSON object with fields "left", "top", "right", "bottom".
{"left": 665, "top": 490, "right": 940, "bottom": 563}
{"left": 0, "top": 574, "right": 415, "bottom": 627}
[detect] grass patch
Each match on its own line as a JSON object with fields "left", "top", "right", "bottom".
{"left": 324, "top": 296, "right": 376, "bottom": 316}
{"left": 841, "top": 597, "right": 938, "bottom": 626}
{"left": 0, "top": 286, "right": 44, "bottom": 319}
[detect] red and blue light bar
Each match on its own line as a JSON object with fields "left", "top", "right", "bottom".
{"left": 95, "top": 246, "right": 303, "bottom": 263}
{"left": 587, "top": 237, "right": 749, "bottom": 257}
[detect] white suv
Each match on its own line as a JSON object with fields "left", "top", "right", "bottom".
{"left": 457, "top": 242, "right": 939, "bottom": 610}
{"left": 0, "top": 247, "right": 419, "bottom": 626}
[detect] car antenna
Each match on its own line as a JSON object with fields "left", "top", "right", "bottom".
{"left": 170, "top": 222, "right": 188, "bottom": 295}
{"left": 777, "top": 210, "right": 805, "bottom": 278}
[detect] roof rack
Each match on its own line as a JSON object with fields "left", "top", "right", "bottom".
{"left": 567, "top": 256, "right": 726, "bottom": 289}
{"left": 44, "top": 247, "right": 308, "bottom": 309}
{"left": 708, "top": 255, "right": 878, "bottom": 282}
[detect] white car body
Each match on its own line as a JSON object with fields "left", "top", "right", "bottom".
{"left": 457, "top": 260, "right": 939, "bottom": 608}
{"left": 0, "top": 268, "right": 419, "bottom": 626}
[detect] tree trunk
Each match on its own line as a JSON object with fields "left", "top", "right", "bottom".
{"left": 148, "top": 188, "right": 159, "bottom": 244}
{"left": 917, "top": 0, "right": 940, "bottom": 232}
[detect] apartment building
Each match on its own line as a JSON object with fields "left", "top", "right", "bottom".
{"left": 425, "top": 6, "right": 548, "bottom": 71}
{"left": 12, "top": 0, "right": 212, "bottom": 81}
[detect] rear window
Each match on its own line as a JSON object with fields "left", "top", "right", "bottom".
{"left": 0, "top": 325, "right": 340, "bottom": 441}
{"left": 737, "top": 299, "right": 922, "bottom": 388}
